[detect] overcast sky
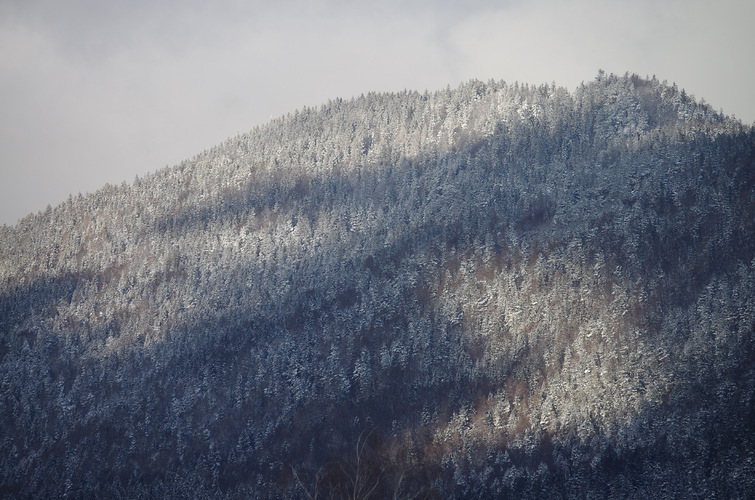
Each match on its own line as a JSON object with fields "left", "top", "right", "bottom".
{"left": 1, "top": 0, "right": 753, "bottom": 226}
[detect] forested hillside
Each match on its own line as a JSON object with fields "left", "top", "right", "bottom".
{"left": 1, "top": 72, "right": 754, "bottom": 498}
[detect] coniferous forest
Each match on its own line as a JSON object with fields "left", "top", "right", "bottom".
{"left": 1, "top": 73, "right": 754, "bottom": 498}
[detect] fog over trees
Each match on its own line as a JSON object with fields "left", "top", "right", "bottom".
{"left": 1, "top": 72, "right": 754, "bottom": 498}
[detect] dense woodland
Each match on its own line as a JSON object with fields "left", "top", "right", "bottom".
{"left": 1, "top": 72, "right": 754, "bottom": 498}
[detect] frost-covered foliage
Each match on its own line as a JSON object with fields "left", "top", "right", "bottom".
{"left": 1, "top": 73, "right": 754, "bottom": 498}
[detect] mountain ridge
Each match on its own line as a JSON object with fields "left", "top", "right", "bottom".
{"left": 1, "top": 73, "right": 754, "bottom": 498}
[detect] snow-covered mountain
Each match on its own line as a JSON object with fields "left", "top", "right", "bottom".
{"left": 2, "top": 72, "right": 754, "bottom": 498}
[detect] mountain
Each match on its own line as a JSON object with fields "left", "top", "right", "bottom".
{"left": 1, "top": 72, "right": 754, "bottom": 498}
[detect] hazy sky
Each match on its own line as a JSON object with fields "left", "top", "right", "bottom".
{"left": 1, "top": 0, "right": 753, "bottom": 225}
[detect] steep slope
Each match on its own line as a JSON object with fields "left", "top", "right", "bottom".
{"left": 1, "top": 73, "right": 754, "bottom": 498}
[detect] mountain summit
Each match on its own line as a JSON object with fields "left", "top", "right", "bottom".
{"left": 2, "top": 73, "right": 754, "bottom": 498}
